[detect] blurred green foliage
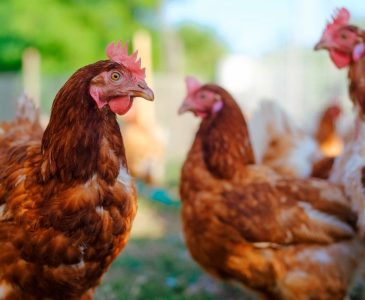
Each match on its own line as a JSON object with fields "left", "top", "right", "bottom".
{"left": 0, "top": 0, "right": 226, "bottom": 78}
{"left": 177, "top": 24, "right": 226, "bottom": 80}
{"left": 0, "top": 0, "right": 161, "bottom": 73}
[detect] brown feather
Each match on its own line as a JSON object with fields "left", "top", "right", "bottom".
{"left": 0, "top": 60, "right": 137, "bottom": 299}
{"left": 180, "top": 84, "right": 365, "bottom": 299}
{"left": 311, "top": 156, "right": 336, "bottom": 179}
{"left": 348, "top": 45, "right": 365, "bottom": 113}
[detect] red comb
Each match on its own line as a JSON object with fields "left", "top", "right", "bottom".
{"left": 106, "top": 41, "right": 146, "bottom": 80}
{"left": 332, "top": 7, "right": 350, "bottom": 25}
{"left": 185, "top": 76, "right": 202, "bottom": 96}
{"left": 325, "top": 7, "right": 350, "bottom": 32}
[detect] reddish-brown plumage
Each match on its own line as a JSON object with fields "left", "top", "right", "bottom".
{"left": 310, "top": 105, "right": 343, "bottom": 179}
{"left": 314, "top": 104, "right": 343, "bottom": 157}
{"left": 310, "top": 156, "right": 336, "bottom": 179}
{"left": 315, "top": 11, "right": 365, "bottom": 112}
{"left": 348, "top": 45, "right": 365, "bottom": 113}
{"left": 0, "top": 58, "right": 152, "bottom": 298}
{"left": 195, "top": 85, "right": 255, "bottom": 179}
{"left": 180, "top": 84, "right": 365, "bottom": 299}
{"left": 315, "top": 10, "right": 365, "bottom": 240}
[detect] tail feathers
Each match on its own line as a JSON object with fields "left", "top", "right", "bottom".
{"left": 15, "top": 94, "right": 39, "bottom": 124}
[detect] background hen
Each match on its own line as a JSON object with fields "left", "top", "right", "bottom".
{"left": 315, "top": 8, "right": 365, "bottom": 239}
{"left": 179, "top": 77, "right": 365, "bottom": 299}
{"left": 249, "top": 100, "right": 343, "bottom": 179}
{"left": 315, "top": 102, "right": 343, "bottom": 157}
{"left": 0, "top": 41, "right": 154, "bottom": 299}
{"left": 0, "top": 94, "right": 43, "bottom": 149}
{"left": 122, "top": 110, "right": 167, "bottom": 186}
{"left": 249, "top": 100, "right": 322, "bottom": 178}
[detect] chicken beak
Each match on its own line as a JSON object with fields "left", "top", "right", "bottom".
{"left": 178, "top": 101, "right": 193, "bottom": 115}
{"left": 131, "top": 81, "right": 154, "bottom": 101}
{"left": 314, "top": 40, "right": 328, "bottom": 51}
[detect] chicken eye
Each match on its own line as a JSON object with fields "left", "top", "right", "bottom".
{"left": 340, "top": 33, "right": 348, "bottom": 40}
{"left": 200, "top": 92, "right": 206, "bottom": 100}
{"left": 110, "top": 72, "right": 121, "bottom": 81}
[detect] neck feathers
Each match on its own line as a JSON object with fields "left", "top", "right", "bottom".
{"left": 198, "top": 85, "right": 255, "bottom": 179}
{"left": 41, "top": 64, "right": 126, "bottom": 184}
{"left": 349, "top": 56, "right": 365, "bottom": 115}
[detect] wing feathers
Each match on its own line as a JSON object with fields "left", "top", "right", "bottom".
{"left": 297, "top": 202, "right": 354, "bottom": 239}
{"left": 219, "top": 176, "right": 355, "bottom": 245}
{"left": 276, "top": 178, "right": 356, "bottom": 226}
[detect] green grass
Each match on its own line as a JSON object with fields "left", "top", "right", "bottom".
{"left": 94, "top": 198, "right": 249, "bottom": 300}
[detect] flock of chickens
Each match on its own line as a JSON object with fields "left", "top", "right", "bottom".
{"left": 0, "top": 6, "right": 364, "bottom": 300}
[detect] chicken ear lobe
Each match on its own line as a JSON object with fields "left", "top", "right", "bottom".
{"left": 90, "top": 86, "right": 107, "bottom": 109}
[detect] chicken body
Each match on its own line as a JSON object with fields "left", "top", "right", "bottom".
{"left": 329, "top": 56, "right": 365, "bottom": 237}
{"left": 179, "top": 82, "right": 364, "bottom": 299}
{"left": 0, "top": 111, "right": 135, "bottom": 299}
{"left": 0, "top": 47, "right": 153, "bottom": 298}
{"left": 123, "top": 119, "right": 166, "bottom": 185}
{"left": 249, "top": 101, "right": 322, "bottom": 178}
{"left": 315, "top": 104, "right": 343, "bottom": 157}
{"left": 330, "top": 116, "right": 365, "bottom": 238}
{"left": 315, "top": 8, "right": 365, "bottom": 238}
{"left": 249, "top": 100, "right": 343, "bottom": 179}
{"left": 0, "top": 95, "right": 43, "bottom": 150}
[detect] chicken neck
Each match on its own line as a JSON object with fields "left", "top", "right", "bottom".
{"left": 196, "top": 85, "right": 255, "bottom": 179}
{"left": 40, "top": 62, "right": 126, "bottom": 184}
{"left": 349, "top": 55, "right": 365, "bottom": 116}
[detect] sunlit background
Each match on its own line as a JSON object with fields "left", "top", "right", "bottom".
{"left": 0, "top": 0, "right": 364, "bottom": 299}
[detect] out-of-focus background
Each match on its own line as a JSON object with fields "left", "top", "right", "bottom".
{"left": 0, "top": 0, "right": 364, "bottom": 299}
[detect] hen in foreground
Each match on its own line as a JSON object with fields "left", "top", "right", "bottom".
{"left": 0, "top": 41, "right": 154, "bottom": 299}
{"left": 315, "top": 7, "right": 365, "bottom": 238}
{"left": 179, "top": 77, "right": 364, "bottom": 300}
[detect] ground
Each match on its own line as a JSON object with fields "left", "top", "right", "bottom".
{"left": 94, "top": 197, "right": 253, "bottom": 300}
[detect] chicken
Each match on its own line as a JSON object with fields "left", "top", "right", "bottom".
{"left": 249, "top": 100, "right": 323, "bottom": 178}
{"left": 178, "top": 76, "right": 365, "bottom": 299}
{"left": 310, "top": 103, "right": 344, "bottom": 179}
{"left": 122, "top": 111, "right": 166, "bottom": 185}
{"left": 0, "top": 41, "right": 154, "bottom": 299}
{"left": 248, "top": 100, "right": 342, "bottom": 179}
{"left": 0, "top": 94, "right": 43, "bottom": 149}
{"left": 315, "top": 103, "right": 343, "bottom": 157}
{"left": 315, "top": 8, "right": 365, "bottom": 238}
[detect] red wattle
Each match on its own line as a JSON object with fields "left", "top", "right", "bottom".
{"left": 109, "top": 96, "right": 133, "bottom": 115}
{"left": 329, "top": 50, "right": 351, "bottom": 69}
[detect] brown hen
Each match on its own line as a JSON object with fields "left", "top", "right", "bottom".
{"left": 315, "top": 8, "right": 365, "bottom": 238}
{"left": 310, "top": 103, "right": 343, "bottom": 179}
{"left": 179, "top": 77, "right": 364, "bottom": 300}
{"left": 0, "top": 41, "right": 153, "bottom": 299}
{"left": 315, "top": 103, "right": 343, "bottom": 158}
{"left": 249, "top": 100, "right": 342, "bottom": 180}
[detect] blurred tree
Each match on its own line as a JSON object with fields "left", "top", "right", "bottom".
{"left": 0, "top": 0, "right": 227, "bottom": 79}
{"left": 0, "top": 0, "right": 161, "bottom": 73}
{"left": 177, "top": 23, "right": 227, "bottom": 80}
